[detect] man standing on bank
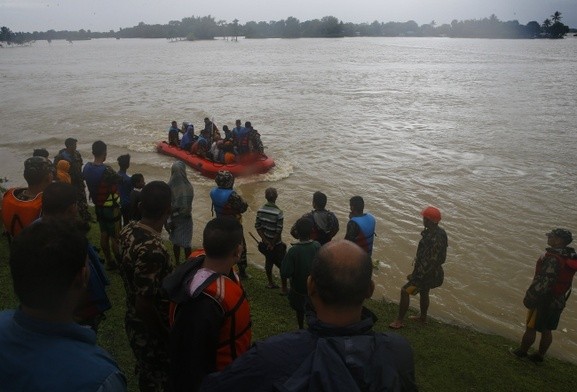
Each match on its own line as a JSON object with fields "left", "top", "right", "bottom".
{"left": 291, "top": 191, "right": 339, "bottom": 246}
{"left": 210, "top": 170, "right": 249, "bottom": 279}
{"left": 255, "top": 187, "right": 287, "bottom": 290}
{"left": 389, "top": 206, "right": 448, "bottom": 329}
{"left": 511, "top": 228, "right": 577, "bottom": 363}
{"left": 118, "top": 181, "right": 173, "bottom": 391}
{"left": 344, "top": 195, "right": 376, "bottom": 256}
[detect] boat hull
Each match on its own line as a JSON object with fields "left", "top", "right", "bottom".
{"left": 156, "top": 141, "right": 275, "bottom": 178}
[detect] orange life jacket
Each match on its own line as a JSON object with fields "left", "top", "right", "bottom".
{"left": 204, "top": 274, "right": 252, "bottom": 369}
{"left": 1, "top": 188, "right": 43, "bottom": 238}
{"left": 168, "top": 249, "right": 251, "bottom": 370}
{"left": 536, "top": 252, "right": 577, "bottom": 298}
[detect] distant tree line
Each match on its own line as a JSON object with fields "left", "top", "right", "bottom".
{"left": 0, "top": 11, "right": 571, "bottom": 46}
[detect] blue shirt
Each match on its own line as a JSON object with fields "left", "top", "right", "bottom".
{"left": 117, "top": 170, "right": 133, "bottom": 208}
{"left": 0, "top": 309, "right": 126, "bottom": 392}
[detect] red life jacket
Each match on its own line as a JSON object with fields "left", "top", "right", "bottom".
{"left": 536, "top": 252, "right": 577, "bottom": 298}
{"left": 1, "top": 188, "right": 43, "bottom": 238}
{"left": 168, "top": 249, "right": 251, "bottom": 370}
{"left": 204, "top": 274, "right": 252, "bottom": 370}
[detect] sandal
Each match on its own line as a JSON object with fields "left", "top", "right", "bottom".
{"left": 388, "top": 321, "right": 405, "bottom": 329}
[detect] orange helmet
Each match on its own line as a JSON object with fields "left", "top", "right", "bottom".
{"left": 421, "top": 206, "right": 441, "bottom": 223}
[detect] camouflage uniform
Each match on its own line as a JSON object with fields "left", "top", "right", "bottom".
{"left": 523, "top": 246, "right": 577, "bottom": 332}
{"left": 119, "top": 221, "right": 172, "bottom": 391}
{"left": 407, "top": 225, "right": 448, "bottom": 290}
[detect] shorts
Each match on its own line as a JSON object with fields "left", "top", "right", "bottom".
{"left": 402, "top": 281, "right": 430, "bottom": 296}
{"left": 95, "top": 206, "right": 121, "bottom": 237}
{"left": 526, "top": 306, "right": 562, "bottom": 332}
{"left": 258, "top": 242, "right": 287, "bottom": 273}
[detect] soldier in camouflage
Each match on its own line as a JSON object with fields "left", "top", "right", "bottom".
{"left": 119, "top": 181, "right": 173, "bottom": 391}
{"left": 389, "top": 206, "right": 448, "bottom": 329}
{"left": 511, "top": 228, "right": 577, "bottom": 363}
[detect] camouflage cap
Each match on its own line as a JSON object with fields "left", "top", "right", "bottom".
{"left": 24, "top": 156, "right": 53, "bottom": 185}
{"left": 547, "top": 228, "right": 573, "bottom": 245}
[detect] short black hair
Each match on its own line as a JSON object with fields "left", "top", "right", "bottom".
{"left": 131, "top": 173, "right": 144, "bottom": 187}
{"left": 140, "top": 181, "right": 171, "bottom": 220}
{"left": 245, "top": 121, "right": 252, "bottom": 128}
{"left": 311, "top": 243, "right": 372, "bottom": 308}
{"left": 350, "top": 196, "right": 364, "bottom": 212}
{"left": 42, "top": 182, "right": 77, "bottom": 216}
{"left": 294, "top": 217, "right": 313, "bottom": 240}
{"left": 33, "top": 148, "right": 49, "bottom": 158}
{"left": 91, "top": 140, "right": 107, "bottom": 156}
{"left": 265, "top": 187, "right": 277, "bottom": 203}
{"left": 203, "top": 217, "right": 243, "bottom": 259}
{"left": 10, "top": 219, "right": 88, "bottom": 310}
{"left": 117, "top": 154, "right": 130, "bottom": 169}
{"left": 313, "top": 191, "right": 327, "bottom": 209}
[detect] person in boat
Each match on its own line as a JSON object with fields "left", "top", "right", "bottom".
{"left": 201, "top": 240, "right": 417, "bottom": 392}
{"left": 511, "top": 229, "right": 577, "bottom": 363}
{"left": 291, "top": 191, "right": 339, "bottom": 246}
{"left": 389, "top": 206, "right": 448, "bottom": 330}
{"left": 210, "top": 170, "right": 249, "bottom": 279}
{"left": 190, "top": 129, "right": 212, "bottom": 159}
{"left": 245, "top": 121, "right": 264, "bottom": 155}
{"left": 168, "top": 120, "right": 181, "bottom": 146}
{"left": 232, "top": 119, "right": 250, "bottom": 155}
{"left": 180, "top": 123, "right": 196, "bottom": 151}
{"left": 222, "top": 142, "right": 236, "bottom": 164}
{"left": 163, "top": 217, "right": 252, "bottom": 391}
{"left": 344, "top": 196, "right": 376, "bottom": 256}
{"left": 222, "top": 125, "right": 233, "bottom": 141}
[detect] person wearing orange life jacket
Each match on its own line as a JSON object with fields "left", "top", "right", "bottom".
{"left": 163, "top": 217, "right": 252, "bottom": 392}
{"left": 344, "top": 196, "right": 376, "bottom": 256}
{"left": 1, "top": 156, "right": 53, "bottom": 241}
{"left": 511, "top": 228, "right": 577, "bottom": 363}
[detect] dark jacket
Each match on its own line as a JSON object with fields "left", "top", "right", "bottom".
{"left": 201, "top": 308, "right": 417, "bottom": 392}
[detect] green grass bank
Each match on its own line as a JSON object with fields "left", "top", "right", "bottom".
{"left": 1, "top": 220, "right": 576, "bottom": 392}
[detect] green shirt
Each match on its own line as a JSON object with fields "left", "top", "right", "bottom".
{"left": 281, "top": 240, "right": 321, "bottom": 295}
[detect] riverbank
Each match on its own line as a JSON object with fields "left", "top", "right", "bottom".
{"left": 0, "top": 220, "right": 576, "bottom": 391}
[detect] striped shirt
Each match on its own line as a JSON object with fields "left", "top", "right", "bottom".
{"left": 255, "top": 202, "right": 283, "bottom": 243}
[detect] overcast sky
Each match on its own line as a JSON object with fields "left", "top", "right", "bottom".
{"left": 2, "top": 0, "right": 576, "bottom": 32}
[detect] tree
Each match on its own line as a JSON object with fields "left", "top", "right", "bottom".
{"left": 551, "top": 11, "right": 562, "bottom": 23}
{"left": 1, "top": 26, "right": 13, "bottom": 43}
{"left": 542, "top": 18, "right": 552, "bottom": 29}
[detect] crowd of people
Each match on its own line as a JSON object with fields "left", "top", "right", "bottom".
{"left": 0, "top": 136, "right": 576, "bottom": 391}
{"left": 168, "top": 118, "right": 265, "bottom": 164}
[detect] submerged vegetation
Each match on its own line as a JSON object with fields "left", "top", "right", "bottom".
{"left": 0, "top": 11, "right": 572, "bottom": 46}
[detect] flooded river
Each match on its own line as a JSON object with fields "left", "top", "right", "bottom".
{"left": 1, "top": 36, "right": 576, "bottom": 362}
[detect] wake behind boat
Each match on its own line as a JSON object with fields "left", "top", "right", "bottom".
{"left": 156, "top": 141, "right": 275, "bottom": 179}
